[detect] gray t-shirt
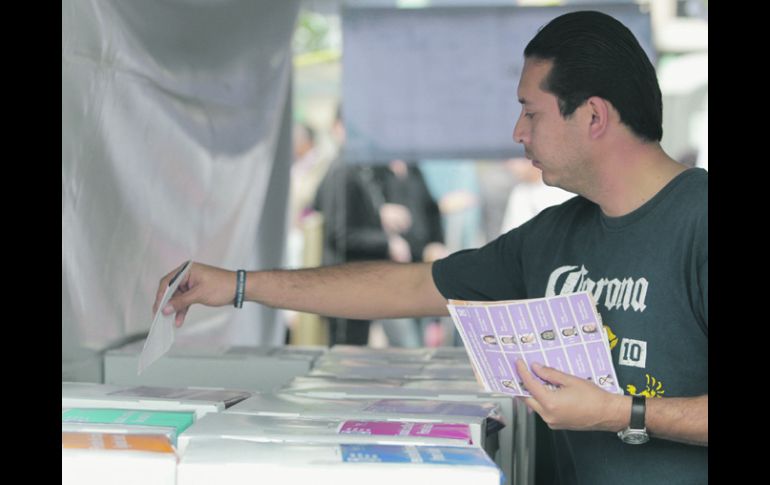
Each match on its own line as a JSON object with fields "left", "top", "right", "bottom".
{"left": 433, "top": 168, "right": 707, "bottom": 484}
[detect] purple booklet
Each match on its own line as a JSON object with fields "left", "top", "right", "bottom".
{"left": 338, "top": 421, "right": 472, "bottom": 444}
{"left": 448, "top": 292, "right": 622, "bottom": 397}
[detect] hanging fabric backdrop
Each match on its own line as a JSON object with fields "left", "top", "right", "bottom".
{"left": 62, "top": 0, "right": 300, "bottom": 375}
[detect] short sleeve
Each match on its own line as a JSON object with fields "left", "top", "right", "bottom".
{"left": 432, "top": 230, "right": 527, "bottom": 301}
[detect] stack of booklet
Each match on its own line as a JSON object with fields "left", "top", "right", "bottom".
{"left": 61, "top": 408, "right": 195, "bottom": 446}
{"left": 277, "top": 342, "right": 521, "bottom": 485}
{"left": 62, "top": 381, "right": 251, "bottom": 419}
{"left": 225, "top": 392, "right": 504, "bottom": 455}
{"left": 176, "top": 413, "right": 474, "bottom": 453}
{"left": 62, "top": 431, "right": 177, "bottom": 485}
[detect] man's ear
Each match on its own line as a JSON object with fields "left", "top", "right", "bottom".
{"left": 586, "top": 96, "right": 610, "bottom": 139}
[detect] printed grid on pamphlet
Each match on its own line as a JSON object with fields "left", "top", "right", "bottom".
{"left": 447, "top": 291, "right": 622, "bottom": 397}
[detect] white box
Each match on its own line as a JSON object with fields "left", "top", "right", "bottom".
{"left": 104, "top": 341, "right": 323, "bottom": 391}
{"left": 177, "top": 439, "right": 501, "bottom": 485}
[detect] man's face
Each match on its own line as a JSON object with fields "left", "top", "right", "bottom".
{"left": 512, "top": 59, "right": 592, "bottom": 194}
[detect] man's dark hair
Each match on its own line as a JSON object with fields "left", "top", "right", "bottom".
{"left": 524, "top": 11, "right": 662, "bottom": 142}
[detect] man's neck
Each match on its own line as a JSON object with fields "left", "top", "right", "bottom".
{"left": 590, "top": 144, "right": 688, "bottom": 218}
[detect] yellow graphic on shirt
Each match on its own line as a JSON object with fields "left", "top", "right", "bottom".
{"left": 604, "top": 325, "right": 618, "bottom": 350}
{"left": 626, "top": 374, "right": 666, "bottom": 398}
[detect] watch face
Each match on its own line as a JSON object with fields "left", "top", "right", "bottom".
{"left": 619, "top": 429, "right": 650, "bottom": 445}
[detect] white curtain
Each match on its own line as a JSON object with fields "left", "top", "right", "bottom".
{"left": 62, "top": 0, "right": 300, "bottom": 375}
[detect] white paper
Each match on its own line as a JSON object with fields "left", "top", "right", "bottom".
{"left": 138, "top": 261, "right": 191, "bottom": 374}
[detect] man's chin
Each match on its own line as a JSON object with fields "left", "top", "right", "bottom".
{"left": 541, "top": 173, "right": 559, "bottom": 188}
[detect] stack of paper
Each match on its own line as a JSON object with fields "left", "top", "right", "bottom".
{"left": 309, "top": 360, "right": 475, "bottom": 380}
{"left": 226, "top": 393, "right": 503, "bottom": 455}
{"left": 326, "top": 345, "right": 436, "bottom": 362}
{"left": 324, "top": 345, "right": 470, "bottom": 365}
{"left": 177, "top": 413, "right": 474, "bottom": 453}
{"left": 279, "top": 378, "right": 520, "bottom": 485}
{"left": 62, "top": 381, "right": 250, "bottom": 419}
{"left": 280, "top": 340, "right": 521, "bottom": 485}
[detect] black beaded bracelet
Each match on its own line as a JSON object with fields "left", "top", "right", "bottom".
{"left": 234, "top": 270, "right": 246, "bottom": 308}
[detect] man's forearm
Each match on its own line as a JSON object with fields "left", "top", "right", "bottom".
{"left": 607, "top": 394, "right": 708, "bottom": 446}
{"left": 646, "top": 394, "right": 708, "bottom": 446}
{"left": 244, "top": 261, "right": 449, "bottom": 320}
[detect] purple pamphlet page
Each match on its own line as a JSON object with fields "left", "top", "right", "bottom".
{"left": 338, "top": 421, "right": 472, "bottom": 443}
{"left": 448, "top": 292, "right": 621, "bottom": 397}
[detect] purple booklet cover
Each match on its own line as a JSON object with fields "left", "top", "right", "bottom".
{"left": 448, "top": 292, "right": 621, "bottom": 397}
{"left": 339, "top": 421, "right": 472, "bottom": 443}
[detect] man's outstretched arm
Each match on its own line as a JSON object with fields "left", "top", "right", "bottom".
{"left": 154, "top": 261, "right": 449, "bottom": 327}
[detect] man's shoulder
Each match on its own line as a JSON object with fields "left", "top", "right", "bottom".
{"left": 676, "top": 167, "right": 708, "bottom": 191}
{"left": 668, "top": 168, "right": 708, "bottom": 215}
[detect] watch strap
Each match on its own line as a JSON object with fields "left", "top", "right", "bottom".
{"left": 629, "top": 395, "right": 646, "bottom": 430}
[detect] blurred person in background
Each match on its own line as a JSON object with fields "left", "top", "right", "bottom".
{"left": 500, "top": 157, "right": 573, "bottom": 233}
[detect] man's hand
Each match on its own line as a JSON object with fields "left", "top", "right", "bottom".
{"left": 152, "top": 262, "right": 237, "bottom": 328}
{"left": 515, "top": 359, "right": 628, "bottom": 432}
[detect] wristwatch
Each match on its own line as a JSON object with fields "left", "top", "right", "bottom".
{"left": 617, "top": 395, "right": 649, "bottom": 444}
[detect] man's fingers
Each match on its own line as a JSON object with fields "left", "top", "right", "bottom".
{"left": 174, "top": 307, "right": 190, "bottom": 328}
{"left": 515, "top": 359, "right": 551, "bottom": 402}
{"left": 153, "top": 262, "right": 190, "bottom": 315}
{"left": 164, "top": 287, "right": 199, "bottom": 320}
{"left": 530, "top": 362, "right": 571, "bottom": 387}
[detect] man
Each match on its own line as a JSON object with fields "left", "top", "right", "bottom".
{"left": 155, "top": 11, "right": 707, "bottom": 484}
